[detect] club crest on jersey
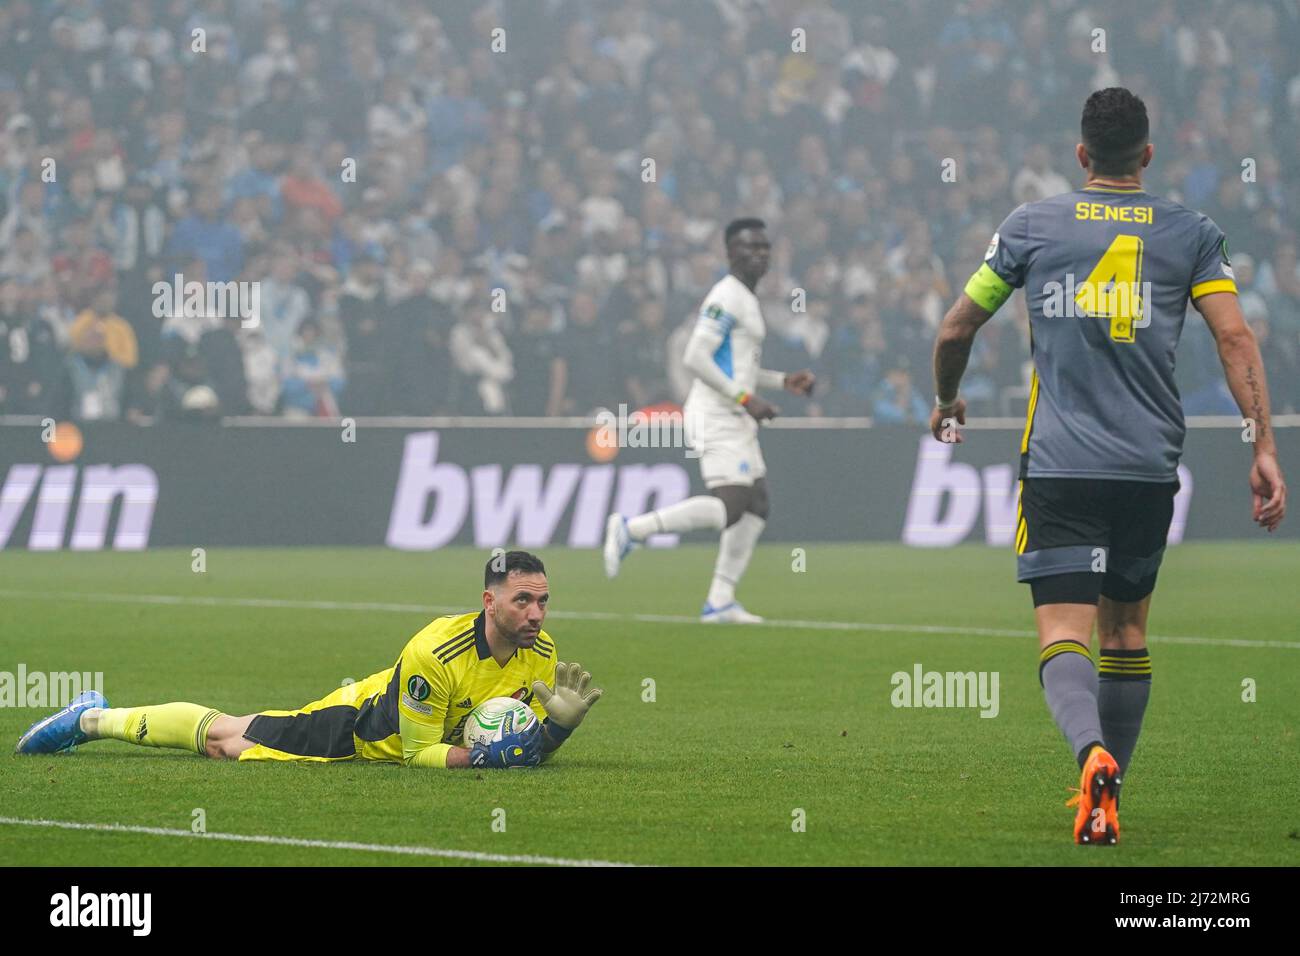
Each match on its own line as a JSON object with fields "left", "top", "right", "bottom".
{"left": 984, "top": 233, "right": 1000, "bottom": 261}
{"left": 406, "top": 675, "right": 431, "bottom": 701}
{"left": 512, "top": 686, "right": 534, "bottom": 705}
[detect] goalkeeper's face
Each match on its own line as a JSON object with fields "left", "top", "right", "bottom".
{"left": 488, "top": 572, "right": 549, "bottom": 649}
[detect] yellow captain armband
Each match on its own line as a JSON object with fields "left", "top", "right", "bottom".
{"left": 1190, "top": 278, "right": 1237, "bottom": 299}
{"left": 964, "top": 263, "right": 1014, "bottom": 313}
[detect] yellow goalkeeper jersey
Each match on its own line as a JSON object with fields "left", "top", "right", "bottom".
{"left": 238, "top": 610, "right": 557, "bottom": 768}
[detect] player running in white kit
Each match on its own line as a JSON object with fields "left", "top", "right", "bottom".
{"left": 603, "top": 218, "right": 815, "bottom": 623}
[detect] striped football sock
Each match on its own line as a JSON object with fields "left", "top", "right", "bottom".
{"left": 1039, "top": 640, "right": 1105, "bottom": 767}
{"left": 1098, "top": 647, "right": 1152, "bottom": 776}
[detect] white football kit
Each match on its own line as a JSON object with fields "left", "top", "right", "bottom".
{"left": 682, "top": 274, "right": 786, "bottom": 488}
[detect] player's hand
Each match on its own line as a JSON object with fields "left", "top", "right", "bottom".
{"left": 532, "top": 661, "right": 604, "bottom": 731}
{"left": 469, "top": 715, "right": 542, "bottom": 768}
{"left": 784, "top": 369, "right": 816, "bottom": 396}
{"left": 930, "top": 399, "right": 967, "bottom": 443}
{"left": 743, "top": 394, "right": 779, "bottom": 422}
{"left": 1249, "top": 452, "right": 1287, "bottom": 532}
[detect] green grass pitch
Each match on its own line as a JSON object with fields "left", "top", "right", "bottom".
{"left": 1, "top": 543, "right": 1297, "bottom": 866}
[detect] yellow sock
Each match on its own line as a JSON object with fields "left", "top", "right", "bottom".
{"left": 94, "top": 703, "right": 223, "bottom": 755}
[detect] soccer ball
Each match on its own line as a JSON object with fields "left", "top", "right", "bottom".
{"left": 462, "top": 697, "right": 538, "bottom": 749}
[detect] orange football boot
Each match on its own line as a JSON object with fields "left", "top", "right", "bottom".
{"left": 1065, "top": 745, "right": 1121, "bottom": 845}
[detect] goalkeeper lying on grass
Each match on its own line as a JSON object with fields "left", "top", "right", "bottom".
{"left": 17, "top": 551, "right": 602, "bottom": 769}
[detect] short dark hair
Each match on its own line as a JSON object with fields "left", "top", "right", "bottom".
{"left": 1081, "top": 88, "right": 1150, "bottom": 177}
{"left": 724, "top": 217, "right": 766, "bottom": 250}
{"left": 485, "top": 550, "right": 547, "bottom": 589}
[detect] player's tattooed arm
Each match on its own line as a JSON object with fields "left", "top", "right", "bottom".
{"left": 930, "top": 293, "right": 995, "bottom": 441}
{"left": 1196, "top": 290, "right": 1287, "bottom": 530}
{"left": 933, "top": 293, "right": 994, "bottom": 402}
{"left": 1197, "top": 292, "right": 1277, "bottom": 454}
{"left": 1244, "top": 364, "right": 1267, "bottom": 447}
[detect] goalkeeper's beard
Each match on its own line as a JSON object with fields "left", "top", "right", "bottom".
{"left": 492, "top": 605, "right": 539, "bottom": 649}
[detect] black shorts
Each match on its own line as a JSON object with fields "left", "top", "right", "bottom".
{"left": 1015, "top": 477, "right": 1178, "bottom": 606}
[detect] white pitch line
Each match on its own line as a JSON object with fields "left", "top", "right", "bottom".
{"left": 1, "top": 588, "right": 1297, "bottom": 649}
{"left": 0, "top": 816, "right": 637, "bottom": 867}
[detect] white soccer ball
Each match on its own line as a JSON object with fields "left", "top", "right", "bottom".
{"left": 462, "top": 696, "right": 538, "bottom": 750}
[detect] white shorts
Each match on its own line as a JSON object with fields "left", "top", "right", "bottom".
{"left": 684, "top": 406, "right": 767, "bottom": 488}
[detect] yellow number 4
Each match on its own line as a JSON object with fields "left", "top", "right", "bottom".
{"left": 1074, "top": 234, "right": 1144, "bottom": 342}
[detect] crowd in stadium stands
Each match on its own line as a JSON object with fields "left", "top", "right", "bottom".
{"left": 0, "top": 0, "right": 1297, "bottom": 423}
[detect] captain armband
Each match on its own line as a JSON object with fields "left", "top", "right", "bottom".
{"left": 964, "top": 263, "right": 1014, "bottom": 314}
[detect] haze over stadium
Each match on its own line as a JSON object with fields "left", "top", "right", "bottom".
{"left": 1, "top": 0, "right": 1296, "bottom": 421}
{"left": 1, "top": 0, "right": 1298, "bottom": 904}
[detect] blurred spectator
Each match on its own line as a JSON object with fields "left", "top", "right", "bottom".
{"left": 199, "top": 313, "right": 251, "bottom": 415}
{"left": 224, "top": 137, "right": 283, "bottom": 224}
{"left": 512, "top": 304, "right": 566, "bottom": 415}
{"left": 1, "top": 180, "right": 53, "bottom": 253}
{"left": 246, "top": 71, "right": 306, "bottom": 145}
{"left": 241, "top": 326, "right": 281, "bottom": 415}
{"left": 257, "top": 245, "right": 312, "bottom": 360}
{"left": 280, "top": 151, "right": 343, "bottom": 225}
{"left": 52, "top": 219, "right": 115, "bottom": 311}
{"left": 281, "top": 318, "right": 344, "bottom": 417}
{"left": 0, "top": 227, "right": 52, "bottom": 283}
{"left": 559, "top": 290, "right": 614, "bottom": 415}
{"left": 159, "top": 343, "right": 223, "bottom": 422}
{"left": 0, "top": 279, "right": 65, "bottom": 415}
{"left": 873, "top": 362, "right": 931, "bottom": 425}
{"left": 158, "top": 257, "right": 219, "bottom": 347}
{"left": 1012, "top": 144, "right": 1072, "bottom": 204}
{"left": 449, "top": 309, "right": 513, "bottom": 415}
{"left": 110, "top": 176, "right": 167, "bottom": 275}
{"left": 393, "top": 300, "right": 455, "bottom": 416}
{"left": 167, "top": 189, "right": 243, "bottom": 283}
{"left": 337, "top": 252, "right": 389, "bottom": 414}
{"left": 826, "top": 296, "right": 888, "bottom": 416}
{"left": 67, "top": 323, "right": 126, "bottom": 421}
{"left": 616, "top": 298, "right": 672, "bottom": 410}
{"left": 70, "top": 289, "right": 138, "bottom": 370}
